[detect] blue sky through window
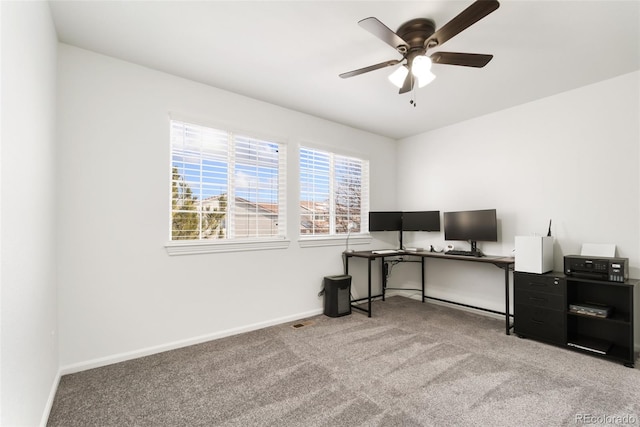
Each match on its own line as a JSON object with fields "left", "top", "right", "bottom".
{"left": 171, "top": 120, "right": 281, "bottom": 204}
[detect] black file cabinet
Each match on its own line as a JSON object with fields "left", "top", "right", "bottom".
{"left": 514, "top": 272, "right": 566, "bottom": 345}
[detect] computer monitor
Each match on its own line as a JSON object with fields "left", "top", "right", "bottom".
{"left": 402, "top": 211, "right": 440, "bottom": 232}
{"left": 444, "top": 209, "right": 498, "bottom": 252}
{"left": 368, "top": 211, "right": 402, "bottom": 232}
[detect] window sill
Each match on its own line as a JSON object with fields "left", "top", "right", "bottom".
{"left": 165, "top": 238, "right": 290, "bottom": 256}
{"left": 298, "top": 234, "right": 372, "bottom": 249}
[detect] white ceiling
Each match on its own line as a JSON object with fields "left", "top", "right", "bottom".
{"left": 49, "top": 0, "right": 640, "bottom": 140}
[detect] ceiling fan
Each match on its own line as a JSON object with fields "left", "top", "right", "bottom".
{"left": 339, "top": 0, "right": 500, "bottom": 95}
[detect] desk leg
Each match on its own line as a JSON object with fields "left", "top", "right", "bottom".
{"left": 367, "top": 258, "right": 372, "bottom": 317}
{"left": 504, "top": 267, "right": 510, "bottom": 335}
{"left": 344, "top": 253, "right": 349, "bottom": 275}
{"left": 421, "top": 257, "right": 426, "bottom": 303}
{"left": 381, "top": 257, "right": 386, "bottom": 301}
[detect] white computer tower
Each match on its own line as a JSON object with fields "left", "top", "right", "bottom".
{"left": 515, "top": 236, "right": 554, "bottom": 274}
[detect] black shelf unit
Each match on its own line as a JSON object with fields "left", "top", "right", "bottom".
{"left": 515, "top": 271, "right": 637, "bottom": 367}
{"left": 566, "top": 276, "right": 636, "bottom": 367}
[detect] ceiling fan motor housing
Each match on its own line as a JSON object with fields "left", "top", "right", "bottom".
{"left": 396, "top": 18, "right": 436, "bottom": 55}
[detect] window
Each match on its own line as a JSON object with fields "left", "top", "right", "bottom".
{"left": 169, "top": 120, "right": 286, "bottom": 246}
{"left": 299, "top": 146, "right": 369, "bottom": 237}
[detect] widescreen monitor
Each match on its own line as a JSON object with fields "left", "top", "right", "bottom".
{"left": 444, "top": 209, "right": 498, "bottom": 245}
{"left": 368, "top": 211, "right": 402, "bottom": 232}
{"left": 402, "top": 211, "right": 441, "bottom": 232}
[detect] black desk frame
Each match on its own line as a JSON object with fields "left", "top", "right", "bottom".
{"left": 343, "top": 250, "right": 515, "bottom": 335}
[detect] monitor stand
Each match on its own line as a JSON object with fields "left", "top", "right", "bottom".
{"left": 468, "top": 241, "right": 485, "bottom": 257}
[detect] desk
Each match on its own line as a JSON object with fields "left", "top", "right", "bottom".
{"left": 343, "top": 250, "right": 515, "bottom": 334}
{"left": 343, "top": 251, "right": 425, "bottom": 318}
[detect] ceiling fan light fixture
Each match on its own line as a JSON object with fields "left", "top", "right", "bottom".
{"left": 417, "top": 70, "right": 436, "bottom": 88}
{"left": 388, "top": 65, "right": 409, "bottom": 88}
{"left": 411, "top": 55, "right": 432, "bottom": 77}
{"left": 409, "top": 55, "right": 435, "bottom": 88}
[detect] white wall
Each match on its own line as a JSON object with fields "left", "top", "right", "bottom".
{"left": 56, "top": 44, "right": 397, "bottom": 370}
{"left": 395, "top": 71, "right": 640, "bottom": 343}
{"left": 0, "top": 1, "right": 59, "bottom": 425}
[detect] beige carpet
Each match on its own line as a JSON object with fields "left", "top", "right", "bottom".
{"left": 48, "top": 296, "right": 640, "bottom": 426}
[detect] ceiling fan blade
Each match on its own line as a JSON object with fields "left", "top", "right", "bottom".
{"left": 399, "top": 72, "right": 414, "bottom": 94}
{"left": 430, "top": 52, "right": 494, "bottom": 67}
{"left": 339, "top": 59, "right": 401, "bottom": 79}
{"left": 426, "top": 0, "right": 499, "bottom": 48}
{"left": 358, "top": 17, "right": 408, "bottom": 51}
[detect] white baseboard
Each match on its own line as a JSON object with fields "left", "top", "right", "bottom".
{"left": 40, "top": 370, "right": 61, "bottom": 427}
{"left": 60, "top": 307, "right": 324, "bottom": 375}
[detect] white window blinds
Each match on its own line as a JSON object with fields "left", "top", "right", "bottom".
{"left": 170, "top": 120, "right": 286, "bottom": 241}
{"left": 300, "top": 146, "right": 369, "bottom": 236}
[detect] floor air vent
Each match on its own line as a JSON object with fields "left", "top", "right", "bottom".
{"left": 291, "top": 321, "right": 314, "bottom": 329}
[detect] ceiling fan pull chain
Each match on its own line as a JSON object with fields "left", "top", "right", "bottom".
{"left": 411, "top": 77, "right": 417, "bottom": 107}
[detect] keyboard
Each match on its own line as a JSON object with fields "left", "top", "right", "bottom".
{"left": 446, "top": 250, "right": 483, "bottom": 257}
{"left": 371, "top": 249, "right": 401, "bottom": 255}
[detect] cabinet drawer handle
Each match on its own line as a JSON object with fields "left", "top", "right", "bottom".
{"left": 529, "top": 296, "right": 547, "bottom": 302}
{"left": 531, "top": 319, "right": 544, "bottom": 324}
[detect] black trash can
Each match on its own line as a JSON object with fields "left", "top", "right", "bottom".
{"left": 323, "top": 275, "right": 352, "bottom": 317}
